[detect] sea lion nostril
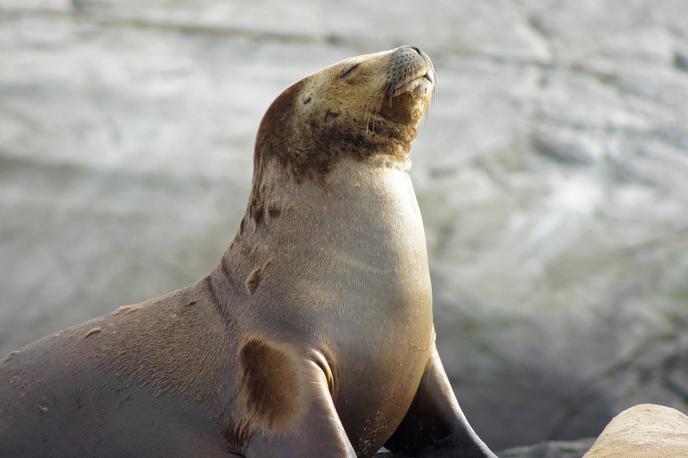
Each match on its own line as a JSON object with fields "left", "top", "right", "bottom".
{"left": 411, "top": 46, "right": 422, "bottom": 56}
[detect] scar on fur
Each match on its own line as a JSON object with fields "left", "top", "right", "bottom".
{"left": 84, "top": 327, "right": 102, "bottom": 339}
{"left": 239, "top": 338, "right": 302, "bottom": 432}
{"left": 245, "top": 259, "right": 272, "bottom": 295}
{"left": 113, "top": 304, "right": 142, "bottom": 316}
{"left": 250, "top": 195, "right": 265, "bottom": 226}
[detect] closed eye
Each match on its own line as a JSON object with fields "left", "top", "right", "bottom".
{"left": 340, "top": 63, "right": 360, "bottom": 79}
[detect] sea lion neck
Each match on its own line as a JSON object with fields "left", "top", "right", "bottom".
{"left": 210, "top": 159, "right": 428, "bottom": 309}
{"left": 252, "top": 80, "right": 418, "bottom": 186}
{"left": 207, "top": 48, "right": 431, "bottom": 306}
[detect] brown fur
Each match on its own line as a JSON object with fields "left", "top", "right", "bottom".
{"left": 267, "top": 204, "right": 281, "bottom": 218}
{"left": 2, "top": 287, "right": 233, "bottom": 408}
{"left": 94, "top": 290, "right": 233, "bottom": 404}
{"left": 238, "top": 339, "right": 303, "bottom": 433}
{"left": 252, "top": 81, "right": 416, "bottom": 186}
{"left": 0, "top": 47, "right": 484, "bottom": 458}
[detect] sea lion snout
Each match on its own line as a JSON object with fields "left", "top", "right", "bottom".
{"left": 373, "top": 46, "right": 434, "bottom": 125}
{"left": 385, "top": 45, "right": 435, "bottom": 98}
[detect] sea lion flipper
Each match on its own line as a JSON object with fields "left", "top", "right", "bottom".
{"left": 385, "top": 347, "right": 496, "bottom": 458}
{"left": 242, "top": 358, "right": 356, "bottom": 458}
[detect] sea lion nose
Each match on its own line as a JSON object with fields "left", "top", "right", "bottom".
{"left": 398, "top": 45, "right": 424, "bottom": 57}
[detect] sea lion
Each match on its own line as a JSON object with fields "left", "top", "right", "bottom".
{"left": 0, "top": 46, "right": 495, "bottom": 458}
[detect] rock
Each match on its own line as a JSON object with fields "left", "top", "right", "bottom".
{"left": 499, "top": 439, "right": 595, "bottom": 458}
{"left": 584, "top": 404, "right": 688, "bottom": 458}
{"left": 377, "top": 405, "right": 688, "bottom": 458}
{"left": 373, "top": 439, "right": 596, "bottom": 458}
{"left": 1, "top": 0, "right": 688, "bottom": 450}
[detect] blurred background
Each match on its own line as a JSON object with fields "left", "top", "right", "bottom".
{"left": 1, "top": 0, "right": 687, "bottom": 451}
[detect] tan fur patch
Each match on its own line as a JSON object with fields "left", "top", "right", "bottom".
{"left": 238, "top": 338, "right": 302, "bottom": 433}
{"left": 254, "top": 79, "right": 406, "bottom": 184}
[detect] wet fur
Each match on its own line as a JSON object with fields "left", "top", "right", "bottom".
{"left": 0, "top": 47, "right": 494, "bottom": 458}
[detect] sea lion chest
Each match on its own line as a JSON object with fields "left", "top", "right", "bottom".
{"left": 243, "top": 164, "right": 435, "bottom": 454}
{"left": 324, "top": 225, "right": 434, "bottom": 455}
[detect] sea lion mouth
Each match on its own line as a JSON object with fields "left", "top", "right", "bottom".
{"left": 387, "top": 72, "right": 435, "bottom": 98}
{"left": 372, "top": 47, "right": 434, "bottom": 127}
{"left": 384, "top": 46, "right": 435, "bottom": 100}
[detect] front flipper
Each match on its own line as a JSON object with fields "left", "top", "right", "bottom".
{"left": 239, "top": 339, "right": 355, "bottom": 458}
{"left": 385, "top": 347, "right": 496, "bottom": 458}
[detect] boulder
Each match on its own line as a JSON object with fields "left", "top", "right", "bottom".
{"left": 584, "top": 404, "right": 688, "bottom": 458}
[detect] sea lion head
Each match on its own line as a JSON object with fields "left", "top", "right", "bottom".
{"left": 254, "top": 46, "right": 435, "bottom": 181}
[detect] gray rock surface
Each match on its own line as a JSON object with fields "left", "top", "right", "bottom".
{"left": 374, "top": 438, "right": 595, "bottom": 458}
{"left": 1, "top": 0, "right": 688, "bottom": 450}
{"left": 500, "top": 439, "right": 595, "bottom": 458}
